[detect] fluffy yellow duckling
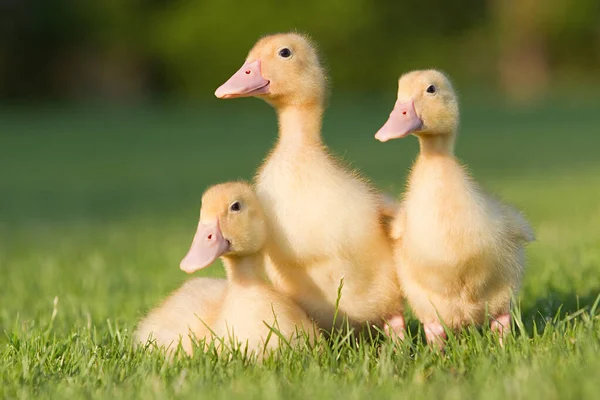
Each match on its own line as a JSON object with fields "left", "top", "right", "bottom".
{"left": 184, "top": 182, "right": 318, "bottom": 354}
{"left": 215, "top": 33, "right": 405, "bottom": 336}
{"left": 137, "top": 182, "right": 317, "bottom": 356}
{"left": 375, "top": 70, "right": 534, "bottom": 345}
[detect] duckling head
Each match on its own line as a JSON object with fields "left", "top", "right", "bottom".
{"left": 375, "top": 70, "right": 459, "bottom": 143}
{"left": 180, "top": 182, "right": 267, "bottom": 274}
{"left": 215, "top": 32, "right": 326, "bottom": 108}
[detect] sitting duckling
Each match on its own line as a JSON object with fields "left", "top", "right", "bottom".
{"left": 137, "top": 182, "right": 317, "bottom": 356}
{"left": 215, "top": 32, "right": 405, "bottom": 337}
{"left": 375, "top": 70, "right": 534, "bottom": 345}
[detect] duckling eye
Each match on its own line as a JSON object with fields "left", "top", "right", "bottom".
{"left": 278, "top": 48, "right": 292, "bottom": 58}
{"left": 229, "top": 201, "right": 241, "bottom": 212}
{"left": 426, "top": 85, "right": 436, "bottom": 94}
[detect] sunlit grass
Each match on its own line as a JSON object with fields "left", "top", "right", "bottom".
{"left": 1, "top": 98, "right": 599, "bottom": 399}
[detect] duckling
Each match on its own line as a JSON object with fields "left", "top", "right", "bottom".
{"left": 375, "top": 70, "right": 534, "bottom": 345}
{"left": 134, "top": 277, "right": 227, "bottom": 355}
{"left": 136, "top": 182, "right": 316, "bottom": 356}
{"left": 180, "top": 181, "right": 317, "bottom": 355}
{"left": 215, "top": 33, "right": 405, "bottom": 336}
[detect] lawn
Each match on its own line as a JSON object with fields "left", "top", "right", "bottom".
{"left": 1, "top": 94, "right": 599, "bottom": 399}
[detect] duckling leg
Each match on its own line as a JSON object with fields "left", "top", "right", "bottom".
{"left": 384, "top": 315, "right": 406, "bottom": 340}
{"left": 424, "top": 322, "right": 446, "bottom": 347}
{"left": 490, "top": 313, "right": 511, "bottom": 346}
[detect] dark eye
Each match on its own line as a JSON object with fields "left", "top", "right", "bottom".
{"left": 278, "top": 48, "right": 292, "bottom": 58}
{"left": 426, "top": 84, "right": 436, "bottom": 94}
{"left": 230, "top": 201, "right": 241, "bottom": 212}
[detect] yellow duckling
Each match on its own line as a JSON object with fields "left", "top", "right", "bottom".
{"left": 215, "top": 33, "right": 405, "bottom": 336}
{"left": 136, "top": 182, "right": 317, "bottom": 356}
{"left": 375, "top": 70, "right": 534, "bottom": 345}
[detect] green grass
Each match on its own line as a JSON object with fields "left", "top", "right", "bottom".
{"left": 1, "top": 95, "right": 600, "bottom": 399}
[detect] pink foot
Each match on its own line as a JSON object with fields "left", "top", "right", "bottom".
{"left": 491, "top": 313, "right": 511, "bottom": 346}
{"left": 384, "top": 315, "right": 406, "bottom": 341}
{"left": 424, "top": 322, "right": 447, "bottom": 348}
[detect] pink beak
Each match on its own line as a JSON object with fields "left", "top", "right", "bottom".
{"left": 180, "top": 220, "right": 230, "bottom": 274}
{"left": 215, "top": 59, "right": 270, "bottom": 99}
{"left": 375, "top": 99, "right": 423, "bottom": 142}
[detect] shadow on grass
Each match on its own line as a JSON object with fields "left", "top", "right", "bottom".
{"left": 521, "top": 288, "right": 600, "bottom": 331}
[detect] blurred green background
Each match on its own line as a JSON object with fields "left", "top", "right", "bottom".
{"left": 1, "top": 0, "right": 599, "bottom": 101}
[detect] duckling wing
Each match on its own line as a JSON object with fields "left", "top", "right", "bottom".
{"left": 504, "top": 204, "right": 535, "bottom": 243}
{"left": 378, "top": 192, "right": 400, "bottom": 218}
{"left": 378, "top": 192, "right": 401, "bottom": 237}
{"left": 482, "top": 191, "right": 535, "bottom": 244}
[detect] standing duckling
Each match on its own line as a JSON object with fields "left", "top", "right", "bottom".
{"left": 375, "top": 70, "right": 534, "bottom": 345}
{"left": 180, "top": 182, "right": 317, "bottom": 355}
{"left": 215, "top": 33, "right": 405, "bottom": 336}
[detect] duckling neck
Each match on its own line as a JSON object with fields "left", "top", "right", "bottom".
{"left": 418, "top": 134, "right": 456, "bottom": 158}
{"left": 222, "top": 253, "right": 266, "bottom": 286}
{"left": 276, "top": 103, "right": 324, "bottom": 148}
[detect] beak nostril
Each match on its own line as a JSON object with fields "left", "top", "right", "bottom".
{"left": 402, "top": 111, "right": 407, "bottom": 115}
{"left": 207, "top": 234, "right": 213, "bottom": 240}
{"left": 245, "top": 70, "right": 251, "bottom": 75}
